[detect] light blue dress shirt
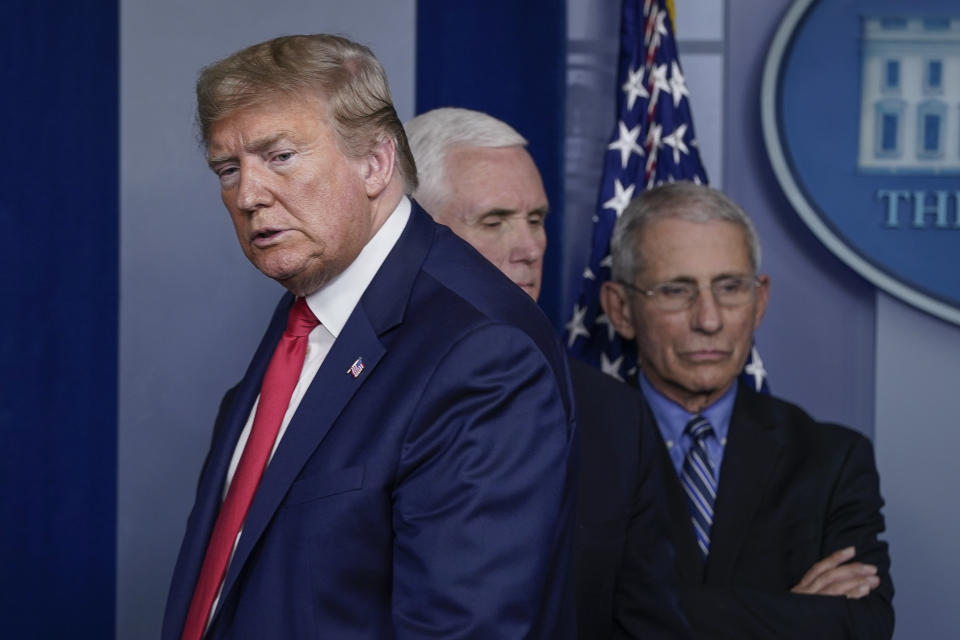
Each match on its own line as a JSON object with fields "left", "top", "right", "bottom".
{"left": 637, "top": 374, "right": 738, "bottom": 483}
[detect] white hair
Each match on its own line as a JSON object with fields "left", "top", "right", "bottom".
{"left": 404, "top": 107, "right": 527, "bottom": 209}
{"left": 610, "top": 182, "right": 763, "bottom": 284}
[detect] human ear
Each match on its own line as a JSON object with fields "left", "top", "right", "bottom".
{"left": 360, "top": 137, "right": 396, "bottom": 198}
{"left": 753, "top": 274, "right": 770, "bottom": 327}
{"left": 600, "top": 281, "right": 637, "bottom": 340}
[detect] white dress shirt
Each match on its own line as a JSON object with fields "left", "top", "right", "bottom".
{"left": 224, "top": 196, "right": 410, "bottom": 489}
{"left": 207, "top": 197, "right": 411, "bottom": 628}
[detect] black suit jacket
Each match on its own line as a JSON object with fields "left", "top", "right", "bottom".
{"left": 570, "top": 360, "right": 692, "bottom": 639}
{"left": 645, "top": 384, "right": 893, "bottom": 639}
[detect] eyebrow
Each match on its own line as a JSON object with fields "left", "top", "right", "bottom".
{"left": 477, "top": 208, "right": 514, "bottom": 220}
{"left": 476, "top": 206, "right": 550, "bottom": 220}
{"left": 660, "top": 272, "right": 751, "bottom": 285}
{"left": 207, "top": 131, "right": 298, "bottom": 168}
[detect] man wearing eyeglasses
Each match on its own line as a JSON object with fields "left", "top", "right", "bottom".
{"left": 600, "top": 182, "right": 893, "bottom": 639}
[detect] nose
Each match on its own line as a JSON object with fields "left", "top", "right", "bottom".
{"left": 691, "top": 287, "right": 723, "bottom": 334}
{"left": 507, "top": 222, "right": 545, "bottom": 264}
{"left": 234, "top": 165, "right": 275, "bottom": 212}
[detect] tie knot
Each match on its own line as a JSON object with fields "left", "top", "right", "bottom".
{"left": 286, "top": 297, "right": 320, "bottom": 338}
{"left": 684, "top": 415, "right": 714, "bottom": 442}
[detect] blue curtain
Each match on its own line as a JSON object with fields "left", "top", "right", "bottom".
{"left": 416, "top": 1, "right": 567, "bottom": 327}
{"left": 0, "top": 1, "right": 118, "bottom": 636}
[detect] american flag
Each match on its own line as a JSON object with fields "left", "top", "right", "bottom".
{"left": 347, "top": 357, "right": 365, "bottom": 379}
{"left": 565, "top": 0, "right": 769, "bottom": 393}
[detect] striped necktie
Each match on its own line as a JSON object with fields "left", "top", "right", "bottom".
{"left": 680, "top": 415, "right": 718, "bottom": 559}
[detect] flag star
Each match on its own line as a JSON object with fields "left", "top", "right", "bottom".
{"left": 600, "top": 352, "right": 625, "bottom": 381}
{"left": 645, "top": 6, "right": 667, "bottom": 49}
{"left": 599, "top": 254, "right": 613, "bottom": 269}
{"left": 646, "top": 122, "right": 663, "bottom": 151}
{"left": 743, "top": 346, "right": 767, "bottom": 391}
{"left": 621, "top": 65, "right": 649, "bottom": 110}
{"left": 608, "top": 121, "right": 644, "bottom": 169}
{"left": 654, "top": 8, "right": 669, "bottom": 39}
{"left": 645, "top": 123, "right": 663, "bottom": 175}
{"left": 583, "top": 266, "right": 595, "bottom": 280}
{"left": 649, "top": 63, "right": 670, "bottom": 102}
{"left": 602, "top": 179, "right": 635, "bottom": 218}
{"left": 662, "top": 123, "right": 689, "bottom": 164}
{"left": 565, "top": 304, "right": 590, "bottom": 348}
{"left": 669, "top": 61, "right": 689, "bottom": 107}
{"left": 595, "top": 313, "right": 617, "bottom": 342}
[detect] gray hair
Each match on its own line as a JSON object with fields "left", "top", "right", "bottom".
{"left": 404, "top": 107, "right": 527, "bottom": 209}
{"left": 610, "top": 182, "right": 762, "bottom": 283}
{"left": 196, "top": 34, "right": 417, "bottom": 191}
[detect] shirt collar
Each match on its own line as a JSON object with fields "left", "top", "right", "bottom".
{"left": 304, "top": 196, "right": 410, "bottom": 338}
{"left": 638, "top": 372, "right": 737, "bottom": 444}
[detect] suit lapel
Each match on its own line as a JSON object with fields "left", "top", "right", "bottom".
{"left": 215, "top": 306, "right": 386, "bottom": 611}
{"left": 705, "top": 386, "right": 784, "bottom": 584}
{"left": 212, "top": 204, "right": 436, "bottom": 619}
{"left": 163, "top": 298, "right": 290, "bottom": 638}
{"left": 643, "top": 401, "right": 705, "bottom": 582}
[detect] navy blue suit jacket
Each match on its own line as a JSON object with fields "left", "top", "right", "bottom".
{"left": 162, "top": 206, "right": 577, "bottom": 639}
{"left": 650, "top": 386, "right": 894, "bottom": 639}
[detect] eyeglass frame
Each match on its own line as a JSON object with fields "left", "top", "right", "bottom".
{"left": 616, "top": 274, "right": 764, "bottom": 312}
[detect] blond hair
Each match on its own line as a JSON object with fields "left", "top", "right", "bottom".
{"left": 196, "top": 34, "right": 417, "bottom": 190}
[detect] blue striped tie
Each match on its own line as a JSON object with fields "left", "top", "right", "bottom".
{"left": 680, "top": 416, "right": 718, "bottom": 559}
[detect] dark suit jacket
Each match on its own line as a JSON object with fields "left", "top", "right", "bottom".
{"left": 570, "top": 360, "right": 692, "bottom": 639}
{"left": 162, "top": 206, "right": 577, "bottom": 639}
{"left": 646, "top": 385, "right": 893, "bottom": 639}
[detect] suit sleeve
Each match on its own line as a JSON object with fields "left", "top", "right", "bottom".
{"left": 389, "top": 323, "right": 576, "bottom": 639}
{"left": 682, "top": 433, "right": 894, "bottom": 640}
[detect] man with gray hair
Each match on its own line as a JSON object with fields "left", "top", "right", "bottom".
{"left": 600, "top": 182, "right": 894, "bottom": 638}
{"left": 406, "top": 107, "right": 548, "bottom": 299}
{"left": 406, "top": 107, "right": 692, "bottom": 639}
{"left": 164, "top": 37, "right": 576, "bottom": 640}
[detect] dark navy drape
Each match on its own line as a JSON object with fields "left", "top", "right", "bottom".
{"left": 416, "top": 1, "right": 567, "bottom": 327}
{"left": 0, "top": 2, "right": 118, "bottom": 636}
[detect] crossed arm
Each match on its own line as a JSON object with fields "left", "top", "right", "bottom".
{"left": 683, "top": 433, "right": 894, "bottom": 640}
{"left": 791, "top": 546, "right": 880, "bottom": 599}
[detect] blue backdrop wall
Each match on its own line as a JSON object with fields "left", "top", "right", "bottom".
{"left": 0, "top": 1, "right": 118, "bottom": 637}
{"left": 3, "top": 1, "right": 956, "bottom": 637}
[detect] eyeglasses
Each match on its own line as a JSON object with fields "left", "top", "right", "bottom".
{"left": 618, "top": 275, "right": 761, "bottom": 312}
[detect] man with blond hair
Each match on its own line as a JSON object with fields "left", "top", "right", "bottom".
{"left": 163, "top": 36, "right": 576, "bottom": 640}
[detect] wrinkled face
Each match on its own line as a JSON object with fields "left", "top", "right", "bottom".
{"left": 606, "top": 217, "right": 769, "bottom": 412}
{"left": 207, "top": 96, "right": 380, "bottom": 296}
{"left": 434, "top": 145, "right": 548, "bottom": 300}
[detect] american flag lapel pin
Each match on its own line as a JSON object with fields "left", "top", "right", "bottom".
{"left": 347, "top": 357, "right": 365, "bottom": 379}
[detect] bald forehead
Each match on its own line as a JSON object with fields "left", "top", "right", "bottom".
{"left": 643, "top": 204, "right": 752, "bottom": 250}
{"left": 637, "top": 217, "right": 753, "bottom": 278}
{"left": 445, "top": 144, "right": 533, "bottom": 174}
{"left": 444, "top": 145, "right": 544, "bottom": 194}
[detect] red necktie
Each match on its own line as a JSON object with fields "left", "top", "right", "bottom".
{"left": 181, "top": 297, "right": 319, "bottom": 640}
